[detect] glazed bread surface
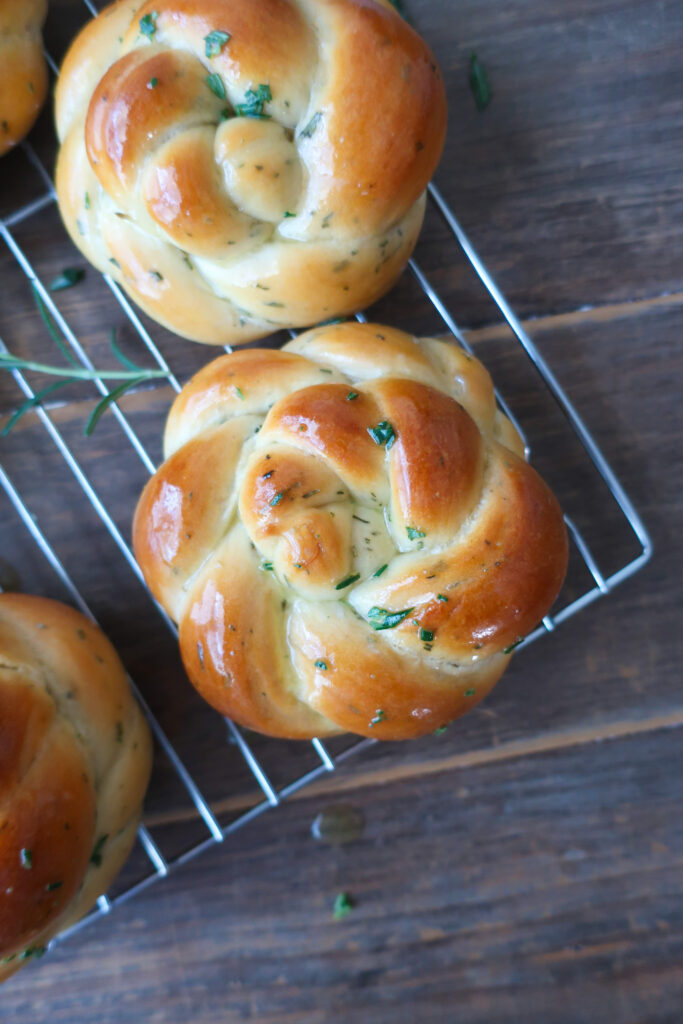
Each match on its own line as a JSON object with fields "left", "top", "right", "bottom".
{"left": 0, "top": 594, "right": 152, "bottom": 981}
{"left": 0, "top": 0, "right": 48, "bottom": 157}
{"left": 54, "top": 0, "right": 447, "bottom": 344}
{"left": 133, "top": 323, "right": 569, "bottom": 741}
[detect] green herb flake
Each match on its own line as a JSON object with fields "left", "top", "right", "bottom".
{"left": 300, "top": 111, "right": 322, "bottom": 139}
{"left": 367, "top": 606, "right": 413, "bottom": 631}
{"left": 464, "top": 688, "right": 476, "bottom": 697}
{"left": 48, "top": 268, "right": 85, "bottom": 292}
{"left": 269, "top": 491, "right": 285, "bottom": 507}
{"left": 469, "top": 53, "right": 492, "bottom": 112}
{"left": 206, "top": 72, "right": 227, "bottom": 100}
{"left": 84, "top": 192, "right": 91, "bottom": 210}
{"left": 90, "top": 834, "right": 108, "bottom": 867}
{"left": 148, "top": 77, "right": 158, "bottom": 89}
{"left": 46, "top": 881, "right": 63, "bottom": 892}
{"left": 204, "top": 29, "right": 231, "bottom": 58}
{"left": 20, "top": 848, "right": 32, "bottom": 870}
{"left": 369, "top": 709, "right": 386, "bottom": 727}
{"left": 234, "top": 385, "right": 245, "bottom": 400}
{"left": 262, "top": 561, "right": 274, "bottom": 571}
{"left": 437, "top": 594, "right": 448, "bottom": 602}
{"left": 283, "top": 211, "right": 296, "bottom": 218}
{"left": 367, "top": 420, "right": 396, "bottom": 449}
{"left": 139, "top": 11, "right": 158, "bottom": 37}
{"left": 347, "top": 391, "right": 359, "bottom": 401}
{"left": 407, "top": 526, "right": 425, "bottom": 540}
{"left": 335, "top": 573, "right": 360, "bottom": 591}
{"left": 19, "top": 946, "right": 46, "bottom": 961}
{"left": 503, "top": 636, "right": 524, "bottom": 655}
{"left": 333, "top": 891, "right": 354, "bottom": 920}
{"left": 314, "top": 660, "right": 328, "bottom": 671}
{"left": 372, "top": 564, "right": 388, "bottom": 578}
{"left": 434, "top": 724, "right": 449, "bottom": 735}
{"left": 419, "top": 628, "right": 434, "bottom": 643}
{"left": 234, "top": 83, "right": 272, "bottom": 118}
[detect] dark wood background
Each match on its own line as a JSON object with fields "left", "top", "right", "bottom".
{"left": 1, "top": 0, "right": 682, "bottom": 1020}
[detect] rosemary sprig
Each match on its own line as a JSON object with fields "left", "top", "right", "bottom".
{"left": 1, "top": 286, "right": 170, "bottom": 436}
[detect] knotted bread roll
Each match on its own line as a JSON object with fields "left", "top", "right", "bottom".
{"left": 0, "top": 594, "right": 152, "bottom": 981}
{"left": 54, "top": 0, "right": 446, "bottom": 345}
{"left": 133, "top": 323, "right": 569, "bottom": 740}
{"left": 0, "top": 0, "right": 48, "bottom": 157}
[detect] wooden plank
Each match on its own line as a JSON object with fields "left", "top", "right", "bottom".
{"left": 2, "top": 0, "right": 682, "bottom": 340}
{"left": 4, "top": 726, "right": 682, "bottom": 1022}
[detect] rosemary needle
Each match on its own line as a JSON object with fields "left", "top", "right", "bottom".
{"left": 1, "top": 287, "right": 171, "bottom": 436}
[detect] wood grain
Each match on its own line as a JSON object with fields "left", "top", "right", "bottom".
{"left": 3, "top": 727, "right": 682, "bottom": 1024}
{"left": 0, "top": 0, "right": 682, "bottom": 1019}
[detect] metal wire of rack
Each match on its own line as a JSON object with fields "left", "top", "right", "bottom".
{"left": 0, "top": 0, "right": 652, "bottom": 949}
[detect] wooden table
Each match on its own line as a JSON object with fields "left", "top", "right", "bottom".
{"left": 1, "top": 1, "right": 682, "bottom": 1020}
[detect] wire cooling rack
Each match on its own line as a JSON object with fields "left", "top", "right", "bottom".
{"left": 0, "top": 0, "right": 651, "bottom": 950}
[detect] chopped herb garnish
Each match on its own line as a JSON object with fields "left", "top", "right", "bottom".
{"left": 335, "top": 573, "right": 360, "bottom": 591}
{"left": 407, "top": 526, "right": 425, "bottom": 540}
{"left": 300, "top": 111, "right": 322, "bottom": 138}
{"left": 314, "top": 660, "right": 328, "bottom": 671}
{"left": 367, "top": 421, "right": 396, "bottom": 449}
{"left": 269, "top": 491, "right": 285, "bottom": 507}
{"left": 503, "top": 637, "right": 524, "bottom": 655}
{"left": 367, "top": 606, "right": 413, "bottom": 631}
{"left": 20, "top": 848, "right": 32, "bottom": 870}
{"left": 46, "top": 881, "right": 63, "bottom": 892}
{"left": 464, "top": 688, "right": 476, "bottom": 697}
{"left": 369, "top": 709, "right": 386, "bottom": 727}
{"left": 205, "top": 72, "right": 226, "bottom": 100}
{"left": 469, "top": 53, "right": 492, "bottom": 112}
{"left": 333, "top": 891, "right": 354, "bottom": 919}
{"left": 262, "top": 561, "right": 274, "bottom": 571}
{"left": 19, "top": 946, "right": 46, "bottom": 961}
{"left": 90, "top": 834, "right": 108, "bottom": 867}
{"left": 283, "top": 211, "right": 296, "bottom": 218}
{"left": 419, "top": 628, "right": 434, "bottom": 643}
{"left": 234, "top": 83, "right": 272, "bottom": 118}
{"left": 434, "top": 724, "right": 449, "bottom": 735}
{"left": 84, "top": 192, "right": 91, "bottom": 210}
{"left": 204, "top": 29, "right": 231, "bottom": 58}
{"left": 48, "top": 268, "right": 84, "bottom": 292}
{"left": 139, "top": 11, "right": 158, "bottom": 37}
{"left": 148, "top": 77, "right": 158, "bottom": 89}
{"left": 234, "top": 385, "right": 244, "bottom": 400}
{"left": 437, "top": 594, "right": 448, "bottom": 602}
{"left": 347, "top": 391, "right": 359, "bottom": 401}
{"left": 373, "top": 564, "right": 388, "bottom": 578}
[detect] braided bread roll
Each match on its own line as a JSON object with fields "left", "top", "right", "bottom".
{"left": 133, "top": 323, "right": 569, "bottom": 740}
{"left": 0, "top": 594, "right": 152, "bottom": 980}
{"left": 54, "top": 0, "right": 446, "bottom": 345}
{"left": 0, "top": 0, "right": 48, "bottom": 157}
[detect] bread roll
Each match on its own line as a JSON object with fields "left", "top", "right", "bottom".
{"left": 133, "top": 323, "right": 569, "bottom": 740}
{"left": 0, "top": 0, "right": 48, "bottom": 157}
{"left": 54, "top": 0, "right": 447, "bottom": 345}
{"left": 0, "top": 594, "right": 152, "bottom": 981}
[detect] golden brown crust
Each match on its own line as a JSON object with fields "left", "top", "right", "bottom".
{"left": 0, "top": 595, "right": 152, "bottom": 981}
{"left": 133, "top": 324, "right": 569, "bottom": 740}
{"left": 0, "top": 0, "right": 48, "bottom": 157}
{"left": 54, "top": 0, "right": 446, "bottom": 344}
